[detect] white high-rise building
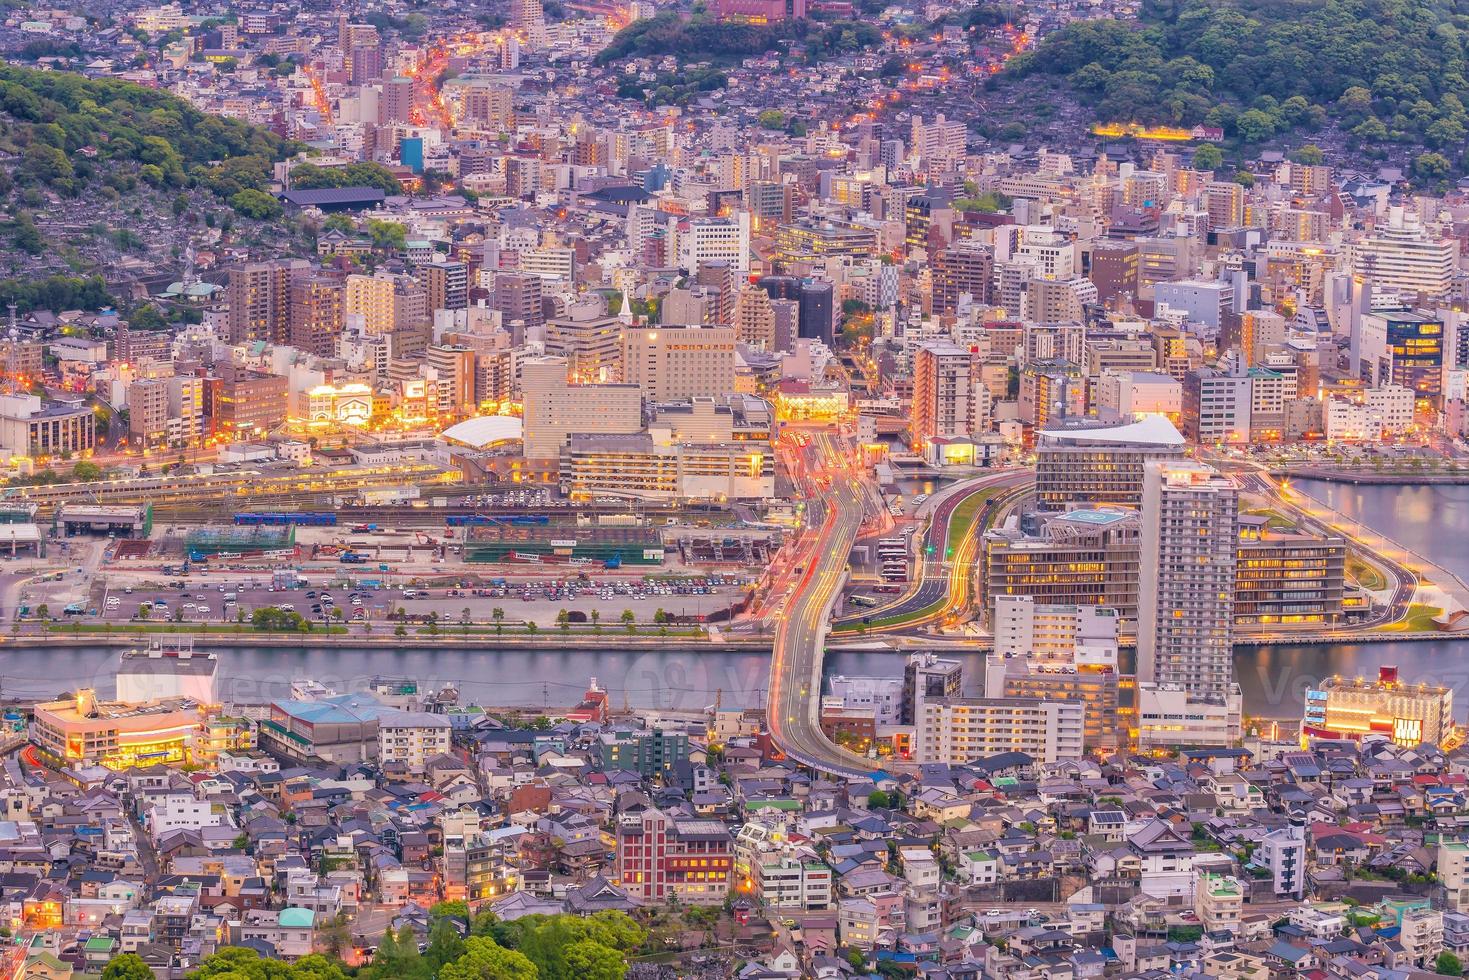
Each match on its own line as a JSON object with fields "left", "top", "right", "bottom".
{"left": 1136, "top": 460, "right": 1241, "bottom": 750}
{"left": 991, "top": 597, "right": 1120, "bottom": 663}
{"left": 1138, "top": 460, "right": 1238, "bottom": 700}
{"left": 673, "top": 213, "right": 751, "bottom": 273}
{"left": 1350, "top": 205, "right": 1457, "bottom": 298}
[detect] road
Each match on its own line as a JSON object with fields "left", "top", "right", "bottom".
{"left": 765, "top": 431, "right": 891, "bottom": 778}
{"left": 833, "top": 470, "right": 1031, "bottom": 634}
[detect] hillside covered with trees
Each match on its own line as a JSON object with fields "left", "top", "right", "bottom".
{"left": 0, "top": 64, "right": 307, "bottom": 280}
{"left": 1011, "top": 0, "right": 1469, "bottom": 167}
{"left": 596, "top": 11, "right": 881, "bottom": 67}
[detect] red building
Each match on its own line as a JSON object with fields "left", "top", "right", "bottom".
{"left": 566, "top": 678, "right": 610, "bottom": 725}
{"left": 713, "top": 0, "right": 806, "bottom": 21}
{"left": 615, "top": 806, "right": 733, "bottom": 906}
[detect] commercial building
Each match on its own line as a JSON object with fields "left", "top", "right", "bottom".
{"left": 545, "top": 308, "right": 624, "bottom": 384}
{"left": 620, "top": 325, "right": 737, "bottom": 402}
{"left": 1349, "top": 206, "right": 1457, "bottom": 298}
{"left": 913, "top": 697, "right": 1085, "bottom": 764}
{"left": 983, "top": 509, "right": 1143, "bottom": 625}
{"left": 798, "top": 280, "right": 835, "bottom": 344}
{"left": 560, "top": 432, "right": 774, "bottom": 502}
{"left": 991, "top": 597, "right": 1119, "bottom": 663}
{"left": 520, "top": 356, "right": 641, "bottom": 460}
{"left": 30, "top": 690, "right": 205, "bottom": 770}
{"left": 1301, "top": 666, "right": 1453, "bottom": 746}
{"left": 115, "top": 646, "right": 219, "bottom": 705}
{"left": 1235, "top": 518, "right": 1346, "bottom": 627}
{"left": 1095, "top": 371, "right": 1182, "bottom": 420}
{"left": 775, "top": 220, "right": 878, "bottom": 263}
{"left": 1324, "top": 397, "right": 1384, "bottom": 442}
{"left": 1034, "top": 415, "right": 1186, "bottom": 509}
{"left": 259, "top": 692, "right": 387, "bottom": 764}
{"left": 673, "top": 213, "right": 750, "bottom": 273}
{"left": 1359, "top": 309, "right": 1445, "bottom": 409}
{"left": 0, "top": 394, "right": 96, "bottom": 460}
{"left": 212, "top": 365, "right": 288, "bottom": 439}
{"left": 1135, "top": 682, "right": 1241, "bottom": 750}
{"left": 615, "top": 807, "right": 732, "bottom": 905}
{"left": 1182, "top": 367, "right": 1252, "bottom": 444}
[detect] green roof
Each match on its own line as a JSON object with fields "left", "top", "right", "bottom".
{"left": 279, "top": 907, "right": 316, "bottom": 929}
{"left": 82, "top": 939, "right": 114, "bottom": 952}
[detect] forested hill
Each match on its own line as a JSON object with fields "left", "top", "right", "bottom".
{"left": 0, "top": 64, "right": 307, "bottom": 282}
{"left": 1010, "top": 0, "right": 1469, "bottom": 163}
{"left": 0, "top": 63, "right": 292, "bottom": 199}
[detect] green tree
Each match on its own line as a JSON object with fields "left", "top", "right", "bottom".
{"left": 188, "top": 947, "right": 290, "bottom": 980}
{"left": 1415, "top": 151, "right": 1452, "bottom": 181}
{"left": 323, "top": 213, "right": 355, "bottom": 235}
{"left": 621, "top": 608, "right": 636, "bottom": 633}
{"left": 492, "top": 607, "right": 505, "bottom": 634}
{"left": 426, "top": 916, "right": 467, "bottom": 969}
{"left": 1192, "top": 142, "right": 1223, "bottom": 170}
{"left": 431, "top": 900, "right": 470, "bottom": 921}
{"left": 230, "top": 188, "right": 282, "bottom": 220}
{"left": 757, "top": 109, "right": 786, "bottom": 129}
{"left": 1290, "top": 143, "right": 1325, "bottom": 165}
{"left": 563, "top": 940, "right": 626, "bottom": 980}
{"left": 439, "top": 937, "right": 537, "bottom": 980}
{"left": 70, "top": 460, "right": 102, "bottom": 481}
{"left": 583, "top": 911, "right": 646, "bottom": 952}
{"left": 1233, "top": 108, "right": 1276, "bottom": 142}
{"left": 101, "top": 954, "right": 155, "bottom": 980}
{"left": 557, "top": 608, "right": 571, "bottom": 633}
{"left": 366, "top": 220, "right": 407, "bottom": 252}
{"left": 1437, "top": 952, "right": 1464, "bottom": 977}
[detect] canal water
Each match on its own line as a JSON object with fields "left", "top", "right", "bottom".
{"left": 8, "top": 479, "right": 1468, "bottom": 720}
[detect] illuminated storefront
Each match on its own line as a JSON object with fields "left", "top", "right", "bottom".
{"left": 1301, "top": 666, "right": 1454, "bottom": 746}
{"left": 303, "top": 383, "right": 375, "bottom": 426}
{"left": 30, "top": 690, "right": 206, "bottom": 770}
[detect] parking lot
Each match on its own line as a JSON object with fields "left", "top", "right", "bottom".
{"left": 38, "top": 572, "right": 754, "bottom": 628}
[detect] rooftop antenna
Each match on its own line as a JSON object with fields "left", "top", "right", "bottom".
{"left": 4, "top": 304, "right": 17, "bottom": 394}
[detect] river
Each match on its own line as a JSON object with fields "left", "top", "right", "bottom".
{"left": 8, "top": 480, "right": 1468, "bottom": 719}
